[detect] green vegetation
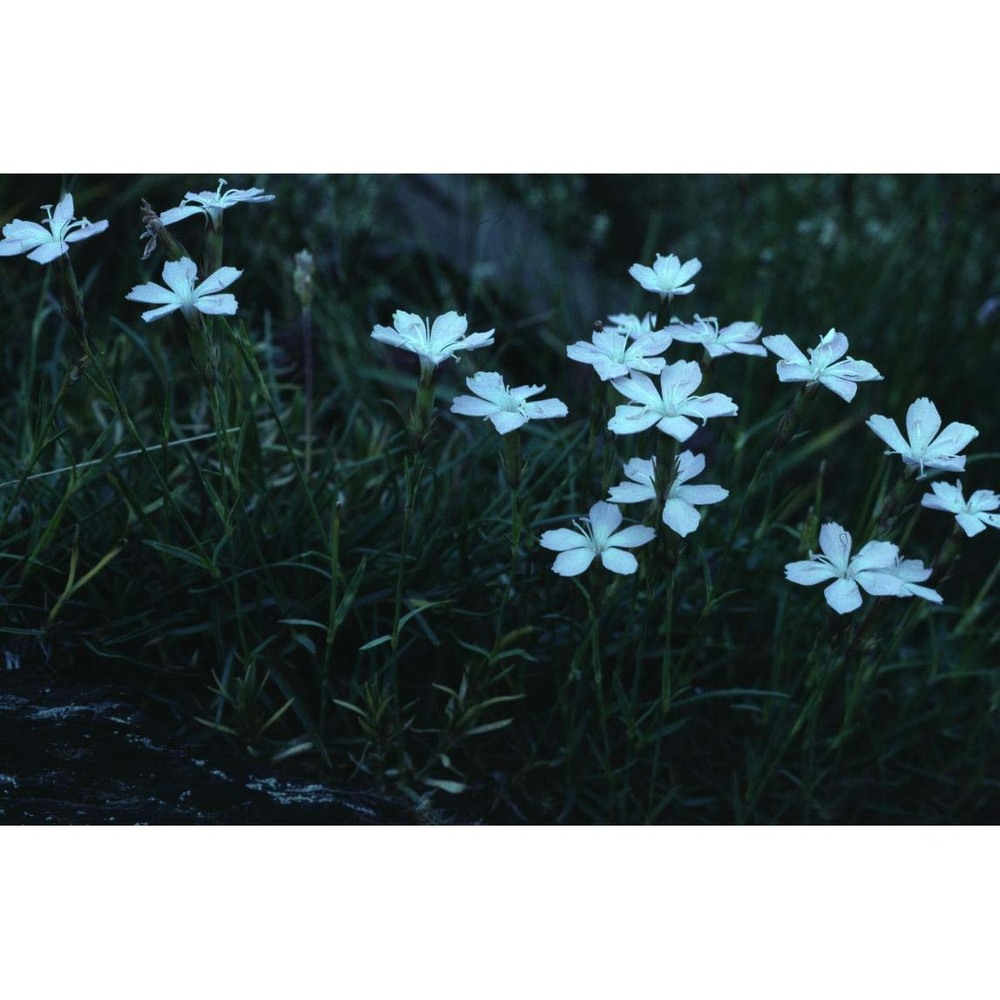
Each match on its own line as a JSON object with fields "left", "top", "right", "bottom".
{"left": 1, "top": 174, "right": 996, "bottom": 822}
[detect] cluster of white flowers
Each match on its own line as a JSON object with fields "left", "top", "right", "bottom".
{"left": 536, "top": 248, "right": 993, "bottom": 599}
{"left": 7, "top": 190, "right": 987, "bottom": 605}
{"left": 0, "top": 182, "right": 275, "bottom": 328}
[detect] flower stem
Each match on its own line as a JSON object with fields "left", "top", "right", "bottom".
{"left": 721, "top": 383, "right": 817, "bottom": 573}
{"left": 866, "top": 465, "right": 919, "bottom": 540}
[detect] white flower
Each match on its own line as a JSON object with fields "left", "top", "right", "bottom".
{"left": 566, "top": 327, "right": 672, "bottom": 381}
{"left": 784, "top": 523, "right": 904, "bottom": 615}
{"left": 920, "top": 480, "right": 1000, "bottom": 537}
{"left": 602, "top": 313, "right": 659, "bottom": 339}
{"left": 882, "top": 557, "right": 943, "bottom": 604}
{"left": 761, "top": 329, "right": 883, "bottom": 402}
{"left": 371, "top": 310, "right": 494, "bottom": 368}
{"left": 0, "top": 193, "right": 108, "bottom": 265}
{"left": 608, "top": 453, "right": 728, "bottom": 537}
{"left": 667, "top": 314, "right": 767, "bottom": 358}
{"left": 159, "top": 178, "right": 275, "bottom": 227}
{"left": 607, "top": 360, "right": 738, "bottom": 442}
{"left": 125, "top": 257, "right": 241, "bottom": 323}
{"left": 539, "top": 501, "right": 656, "bottom": 577}
{"left": 607, "top": 456, "right": 658, "bottom": 506}
{"left": 867, "top": 398, "right": 979, "bottom": 477}
{"left": 629, "top": 253, "right": 702, "bottom": 298}
{"left": 450, "top": 371, "right": 567, "bottom": 435}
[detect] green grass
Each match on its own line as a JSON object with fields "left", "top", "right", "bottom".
{"left": 1, "top": 174, "right": 997, "bottom": 823}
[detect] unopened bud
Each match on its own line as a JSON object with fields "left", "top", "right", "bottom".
{"left": 293, "top": 250, "right": 315, "bottom": 309}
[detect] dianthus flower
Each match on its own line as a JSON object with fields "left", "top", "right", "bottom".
{"left": 608, "top": 453, "right": 728, "bottom": 537}
{"left": 450, "top": 371, "right": 567, "bottom": 435}
{"left": 371, "top": 310, "right": 494, "bottom": 368}
{"left": 539, "top": 501, "right": 655, "bottom": 576}
{"left": 602, "top": 313, "right": 660, "bottom": 339}
{"left": 125, "top": 257, "right": 241, "bottom": 322}
{"left": 920, "top": 480, "right": 1000, "bottom": 536}
{"left": 0, "top": 193, "right": 108, "bottom": 265}
{"left": 783, "top": 523, "right": 904, "bottom": 615}
{"left": 566, "top": 327, "right": 672, "bottom": 381}
{"left": 159, "top": 178, "right": 275, "bottom": 227}
{"left": 629, "top": 253, "right": 701, "bottom": 298}
{"left": 667, "top": 314, "right": 767, "bottom": 358}
{"left": 761, "top": 329, "right": 882, "bottom": 402}
{"left": 867, "top": 398, "right": 979, "bottom": 476}
{"left": 607, "top": 360, "right": 738, "bottom": 442}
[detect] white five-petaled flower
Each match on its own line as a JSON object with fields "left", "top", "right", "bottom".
{"left": 783, "top": 523, "right": 906, "bottom": 615}
{"left": 761, "top": 329, "right": 882, "bottom": 402}
{"left": 628, "top": 253, "right": 702, "bottom": 298}
{"left": 607, "top": 360, "right": 738, "bottom": 442}
{"left": 450, "top": 371, "right": 568, "bottom": 435}
{"left": 603, "top": 312, "right": 660, "bottom": 339}
{"left": 608, "top": 453, "right": 729, "bottom": 537}
{"left": 667, "top": 314, "right": 767, "bottom": 358}
{"left": 0, "top": 193, "right": 109, "bottom": 265}
{"left": 866, "top": 397, "right": 979, "bottom": 477}
{"left": 371, "top": 310, "right": 494, "bottom": 368}
{"left": 159, "top": 178, "right": 275, "bottom": 227}
{"left": 602, "top": 313, "right": 660, "bottom": 339}
{"left": 125, "top": 257, "right": 241, "bottom": 323}
{"left": 921, "top": 480, "right": 1000, "bottom": 537}
{"left": 566, "top": 327, "right": 672, "bottom": 381}
{"left": 539, "top": 501, "right": 656, "bottom": 577}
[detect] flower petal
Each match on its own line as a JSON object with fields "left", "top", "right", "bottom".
{"left": 824, "top": 578, "right": 863, "bottom": 614}
{"left": 655, "top": 415, "right": 699, "bottom": 441}
{"left": 125, "top": 281, "right": 177, "bottom": 305}
{"left": 450, "top": 394, "right": 497, "bottom": 418}
{"left": 608, "top": 481, "right": 656, "bottom": 504}
{"left": 774, "top": 360, "right": 813, "bottom": 383}
{"left": 196, "top": 266, "right": 242, "bottom": 296}
{"left": 428, "top": 311, "right": 469, "bottom": 349}
{"left": 930, "top": 421, "right": 979, "bottom": 458}
{"left": 64, "top": 219, "right": 109, "bottom": 243}
{"left": 552, "top": 548, "right": 596, "bottom": 576}
{"left": 524, "top": 398, "right": 569, "bottom": 420}
{"left": 608, "top": 406, "right": 661, "bottom": 435}
{"left": 27, "top": 241, "right": 68, "bottom": 264}
{"left": 866, "top": 415, "right": 909, "bottom": 455}
{"left": 463, "top": 371, "right": 508, "bottom": 405}
{"left": 818, "top": 375, "right": 858, "bottom": 402}
{"left": 784, "top": 560, "right": 837, "bottom": 586}
{"left": 675, "top": 484, "right": 729, "bottom": 506}
{"left": 194, "top": 293, "right": 239, "bottom": 316}
{"left": 139, "top": 303, "right": 181, "bottom": 323}
{"left": 161, "top": 258, "right": 198, "bottom": 295}
{"left": 662, "top": 497, "right": 701, "bottom": 537}
{"left": 762, "top": 334, "right": 808, "bottom": 365}
{"left": 588, "top": 501, "right": 623, "bottom": 539}
{"left": 607, "top": 524, "right": 656, "bottom": 549}
{"left": 661, "top": 359, "right": 702, "bottom": 399}
{"left": 600, "top": 548, "right": 639, "bottom": 575}
{"left": 158, "top": 204, "right": 206, "bottom": 226}
{"left": 955, "top": 513, "right": 987, "bottom": 537}
{"left": 539, "top": 528, "right": 588, "bottom": 552}
{"left": 905, "top": 398, "right": 942, "bottom": 453}
{"left": 818, "top": 522, "right": 852, "bottom": 569}
{"left": 489, "top": 411, "right": 528, "bottom": 435}
{"left": 673, "top": 450, "right": 704, "bottom": 485}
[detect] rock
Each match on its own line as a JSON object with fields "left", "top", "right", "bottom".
{"left": 0, "top": 675, "right": 409, "bottom": 824}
